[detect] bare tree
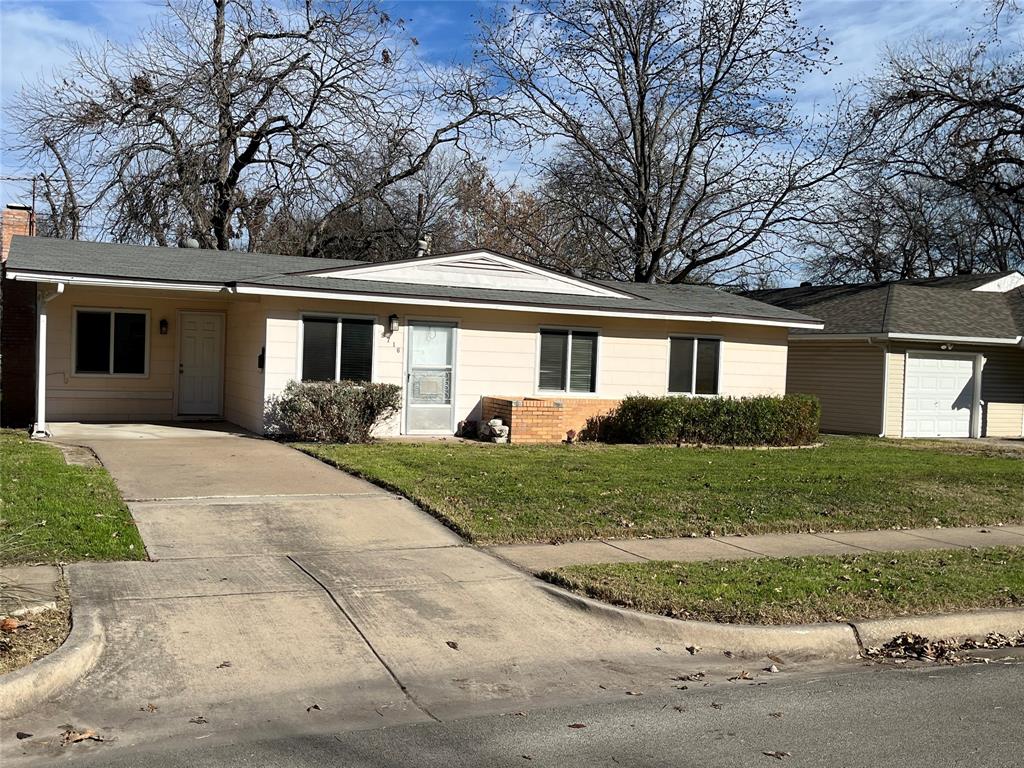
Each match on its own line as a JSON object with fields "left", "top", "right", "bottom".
{"left": 13, "top": 0, "right": 496, "bottom": 255}
{"left": 479, "top": 0, "right": 861, "bottom": 284}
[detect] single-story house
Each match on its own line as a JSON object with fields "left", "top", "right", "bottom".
{"left": 0, "top": 230, "right": 821, "bottom": 442}
{"left": 747, "top": 272, "right": 1024, "bottom": 439}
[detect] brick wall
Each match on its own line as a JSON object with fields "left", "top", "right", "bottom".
{"left": 479, "top": 396, "right": 620, "bottom": 444}
{"left": 1, "top": 206, "right": 33, "bottom": 263}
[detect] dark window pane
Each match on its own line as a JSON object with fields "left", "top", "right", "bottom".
{"left": 339, "top": 319, "right": 373, "bottom": 382}
{"left": 113, "top": 312, "right": 147, "bottom": 374}
{"left": 302, "top": 317, "right": 337, "bottom": 381}
{"left": 695, "top": 339, "right": 720, "bottom": 394}
{"left": 668, "top": 337, "right": 694, "bottom": 393}
{"left": 538, "top": 330, "right": 568, "bottom": 391}
{"left": 75, "top": 311, "right": 111, "bottom": 374}
{"left": 569, "top": 331, "right": 597, "bottom": 393}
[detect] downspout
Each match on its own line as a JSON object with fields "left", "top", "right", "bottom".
{"left": 874, "top": 339, "right": 889, "bottom": 438}
{"left": 32, "top": 282, "right": 65, "bottom": 438}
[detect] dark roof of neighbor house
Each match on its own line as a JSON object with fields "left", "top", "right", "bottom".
{"left": 746, "top": 273, "right": 1024, "bottom": 339}
{"left": 4, "top": 236, "right": 819, "bottom": 327}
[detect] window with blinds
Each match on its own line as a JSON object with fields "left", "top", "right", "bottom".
{"left": 668, "top": 337, "right": 720, "bottom": 394}
{"left": 301, "top": 316, "right": 374, "bottom": 383}
{"left": 538, "top": 328, "right": 598, "bottom": 393}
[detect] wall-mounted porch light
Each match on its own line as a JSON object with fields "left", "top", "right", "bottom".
{"left": 159, "top": 318, "right": 169, "bottom": 335}
{"left": 388, "top": 313, "right": 400, "bottom": 333}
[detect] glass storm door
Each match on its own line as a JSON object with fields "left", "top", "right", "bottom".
{"left": 405, "top": 322, "right": 456, "bottom": 434}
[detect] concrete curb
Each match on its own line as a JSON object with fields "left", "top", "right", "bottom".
{"left": 852, "top": 608, "right": 1024, "bottom": 648}
{"left": 538, "top": 583, "right": 860, "bottom": 660}
{"left": 0, "top": 605, "right": 105, "bottom": 720}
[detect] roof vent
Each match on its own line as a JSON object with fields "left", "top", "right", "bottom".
{"left": 800, "top": 280, "right": 813, "bottom": 287}
{"left": 178, "top": 237, "right": 200, "bottom": 249}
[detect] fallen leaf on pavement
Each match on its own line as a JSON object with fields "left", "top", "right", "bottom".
{"left": 728, "top": 671, "right": 754, "bottom": 681}
{"left": 1, "top": 617, "right": 25, "bottom": 633}
{"left": 767, "top": 654, "right": 784, "bottom": 666}
{"left": 567, "top": 723, "right": 587, "bottom": 729}
{"left": 673, "top": 705, "right": 686, "bottom": 713}
{"left": 446, "top": 641, "right": 460, "bottom": 650}
{"left": 764, "top": 664, "right": 780, "bottom": 674}
{"left": 139, "top": 703, "right": 158, "bottom": 713}
{"left": 763, "top": 750, "right": 791, "bottom": 760}
{"left": 723, "top": 650, "right": 735, "bottom": 658}
{"left": 625, "top": 691, "right": 643, "bottom": 696}
{"left": 685, "top": 645, "right": 700, "bottom": 655}
{"left": 710, "top": 702, "right": 723, "bottom": 710}
{"left": 307, "top": 704, "right": 321, "bottom": 713}
{"left": 522, "top": 756, "right": 533, "bottom": 761}
{"left": 189, "top": 716, "right": 208, "bottom": 725}
{"left": 673, "top": 671, "right": 706, "bottom": 682}
{"left": 61, "top": 728, "right": 105, "bottom": 746}
{"left": 16, "top": 732, "right": 32, "bottom": 740}
{"left": 216, "top": 661, "right": 232, "bottom": 669}
{"left": 769, "top": 712, "right": 784, "bottom": 718}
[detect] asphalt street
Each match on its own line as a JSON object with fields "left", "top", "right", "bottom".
{"left": 29, "top": 653, "right": 1024, "bottom": 768}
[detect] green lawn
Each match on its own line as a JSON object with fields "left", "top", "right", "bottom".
{"left": 545, "top": 547, "right": 1024, "bottom": 624}
{"left": 0, "top": 430, "right": 145, "bottom": 564}
{"left": 300, "top": 436, "right": 1024, "bottom": 544}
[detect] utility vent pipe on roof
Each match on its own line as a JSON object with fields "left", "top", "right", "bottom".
{"left": 414, "top": 233, "right": 432, "bottom": 259}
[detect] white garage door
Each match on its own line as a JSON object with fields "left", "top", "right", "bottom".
{"left": 903, "top": 355, "right": 975, "bottom": 438}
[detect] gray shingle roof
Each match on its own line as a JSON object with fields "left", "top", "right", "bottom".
{"left": 746, "top": 273, "right": 1024, "bottom": 339}
{"left": 5, "top": 236, "right": 819, "bottom": 326}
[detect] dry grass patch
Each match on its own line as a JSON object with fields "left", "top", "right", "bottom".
{"left": 0, "top": 583, "right": 71, "bottom": 675}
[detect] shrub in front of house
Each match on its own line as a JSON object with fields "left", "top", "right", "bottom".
{"left": 588, "top": 394, "right": 820, "bottom": 446}
{"left": 265, "top": 380, "right": 402, "bottom": 443}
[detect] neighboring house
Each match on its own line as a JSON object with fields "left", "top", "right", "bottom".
{"left": 748, "top": 272, "right": 1024, "bottom": 439}
{"left": 0, "top": 229, "right": 820, "bottom": 443}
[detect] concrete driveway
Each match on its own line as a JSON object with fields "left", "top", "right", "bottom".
{"left": 5, "top": 424, "right": 849, "bottom": 764}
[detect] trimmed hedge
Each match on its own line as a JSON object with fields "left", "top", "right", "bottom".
{"left": 586, "top": 394, "right": 820, "bottom": 447}
{"left": 265, "top": 380, "right": 402, "bottom": 443}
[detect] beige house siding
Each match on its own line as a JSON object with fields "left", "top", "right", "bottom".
{"left": 884, "top": 343, "right": 1024, "bottom": 438}
{"left": 42, "top": 286, "right": 229, "bottom": 422}
{"left": 223, "top": 298, "right": 266, "bottom": 433}
{"left": 39, "top": 287, "right": 792, "bottom": 434}
{"left": 786, "top": 340, "right": 885, "bottom": 434}
{"left": 258, "top": 296, "right": 790, "bottom": 435}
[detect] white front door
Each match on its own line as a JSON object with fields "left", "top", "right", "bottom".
{"left": 178, "top": 312, "right": 224, "bottom": 416}
{"left": 405, "top": 321, "right": 456, "bottom": 434}
{"left": 903, "top": 354, "right": 975, "bottom": 438}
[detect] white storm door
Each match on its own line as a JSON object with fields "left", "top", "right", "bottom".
{"left": 405, "top": 321, "right": 456, "bottom": 434}
{"left": 178, "top": 312, "right": 224, "bottom": 415}
{"left": 903, "top": 354, "right": 974, "bottom": 438}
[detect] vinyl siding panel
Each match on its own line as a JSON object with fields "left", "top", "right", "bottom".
{"left": 223, "top": 298, "right": 266, "bottom": 433}
{"left": 786, "top": 340, "right": 885, "bottom": 434}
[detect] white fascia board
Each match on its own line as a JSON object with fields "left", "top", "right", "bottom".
{"left": 970, "top": 272, "right": 1024, "bottom": 292}
{"left": 790, "top": 331, "right": 1022, "bottom": 345}
{"left": 6, "top": 270, "right": 227, "bottom": 293}
{"left": 296, "top": 251, "right": 636, "bottom": 300}
{"left": 234, "top": 283, "right": 824, "bottom": 330}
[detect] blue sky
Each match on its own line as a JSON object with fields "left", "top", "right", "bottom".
{"left": 0, "top": 0, "right": 1015, "bottom": 204}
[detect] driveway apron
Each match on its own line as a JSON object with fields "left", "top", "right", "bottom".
{"left": 3, "top": 424, "right": 844, "bottom": 763}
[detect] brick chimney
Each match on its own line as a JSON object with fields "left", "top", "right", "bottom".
{"left": 1, "top": 204, "right": 34, "bottom": 263}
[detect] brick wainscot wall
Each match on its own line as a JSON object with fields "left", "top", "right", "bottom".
{"left": 479, "top": 396, "right": 620, "bottom": 444}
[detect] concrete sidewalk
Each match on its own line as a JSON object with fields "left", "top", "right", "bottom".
{"left": 488, "top": 525, "right": 1024, "bottom": 571}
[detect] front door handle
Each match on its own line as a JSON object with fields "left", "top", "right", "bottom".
{"left": 179, "top": 363, "right": 184, "bottom": 374}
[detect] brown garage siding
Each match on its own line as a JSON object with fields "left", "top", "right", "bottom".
{"left": 786, "top": 340, "right": 885, "bottom": 434}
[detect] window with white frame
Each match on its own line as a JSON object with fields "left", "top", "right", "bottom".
{"left": 301, "top": 316, "right": 373, "bottom": 382}
{"left": 538, "top": 328, "right": 598, "bottom": 393}
{"left": 668, "top": 337, "right": 720, "bottom": 395}
{"left": 74, "top": 309, "right": 148, "bottom": 375}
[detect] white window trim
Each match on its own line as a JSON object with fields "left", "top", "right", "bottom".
{"left": 535, "top": 325, "right": 602, "bottom": 396}
{"left": 71, "top": 307, "right": 150, "bottom": 378}
{"left": 666, "top": 335, "right": 723, "bottom": 397}
{"left": 296, "top": 312, "right": 379, "bottom": 382}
